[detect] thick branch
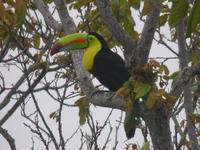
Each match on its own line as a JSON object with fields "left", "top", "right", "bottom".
{"left": 176, "top": 20, "right": 199, "bottom": 150}
{"left": 171, "top": 61, "right": 200, "bottom": 97}
{"left": 177, "top": 20, "right": 188, "bottom": 68}
{"left": 140, "top": 102, "right": 173, "bottom": 150}
{"left": 34, "top": 0, "right": 63, "bottom": 32}
{"left": 133, "top": 1, "right": 161, "bottom": 66}
{"left": 91, "top": 92, "right": 125, "bottom": 110}
{"left": 54, "top": 0, "right": 76, "bottom": 34}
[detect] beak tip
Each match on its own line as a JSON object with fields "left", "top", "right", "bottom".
{"left": 50, "top": 50, "right": 55, "bottom": 56}
{"left": 50, "top": 44, "right": 61, "bottom": 56}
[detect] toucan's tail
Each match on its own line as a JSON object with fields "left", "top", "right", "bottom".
{"left": 124, "top": 101, "right": 140, "bottom": 139}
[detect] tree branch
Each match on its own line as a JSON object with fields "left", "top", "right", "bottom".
{"left": 133, "top": 1, "right": 161, "bottom": 66}
{"left": 0, "top": 70, "right": 46, "bottom": 126}
{"left": 96, "top": 0, "right": 137, "bottom": 65}
{"left": 176, "top": 19, "right": 199, "bottom": 150}
{"left": 34, "top": 0, "right": 63, "bottom": 32}
{"left": 0, "top": 127, "right": 16, "bottom": 150}
{"left": 53, "top": 0, "right": 76, "bottom": 34}
{"left": 0, "top": 66, "right": 34, "bottom": 110}
{"left": 171, "top": 61, "right": 200, "bottom": 97}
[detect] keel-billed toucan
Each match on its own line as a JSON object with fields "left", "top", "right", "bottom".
{"left": 50, "top": 32, "right": 138, "bottom": 139}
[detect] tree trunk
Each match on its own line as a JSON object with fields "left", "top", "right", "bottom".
{"left": 140, "top": 103, "right": 173, "bottom": 150}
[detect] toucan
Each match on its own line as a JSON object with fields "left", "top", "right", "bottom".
{"left": 50, "top": 32, "right": 138, "bottom": 139}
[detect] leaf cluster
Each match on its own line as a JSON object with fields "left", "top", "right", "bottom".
{"left": 116, "top": 59, "right": 177, "bottom": 110}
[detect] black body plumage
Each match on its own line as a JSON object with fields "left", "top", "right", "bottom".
{"left": 89, "top": 32, "right": 130, "bottom": 91}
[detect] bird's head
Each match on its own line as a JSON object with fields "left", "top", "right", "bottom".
{"left": 50, "top": 32, "right": 105, "bottom": 56}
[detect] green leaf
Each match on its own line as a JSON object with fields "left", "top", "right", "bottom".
{"left": 33, "top": 35, "right": 40, "bottom": 49}
{"left": 163, "top": 92, "right": 177, "bottom": 107}
{"left": 44, "top": 0, "right": 54, "bottom": 4}
{"left": 141, "top": 141, "right": 150, "bottom": 150}
{"left": 141, "top": 0, "right": 153, "bottom": 16}
{"left": 55, "top": 54, "right": 71, "bottom": 65}
{"left": 159, "top": 14, "right": 168, "bottom": 26}
{"left": 114, "top": 86, "right": 130, "bottom": 99}
{"left": 134, "top": 82, "right": 151, "bottom": 99}
{"left": 170, "top": 71, "right": 179, "bottom": 80}
{"left": 15, "top": 0, "right": 28, "bottom": 28}
{"left": 169, "top": 0, "right": 188, "bottom": 27}
{"left": 33, "top": 61, "right": 49, "bottom": 71}
{"left": 0, "top": 3, "right": 5, "bottom": 20}
{"left": 191, "top": 50, "right": 200, "bottom": 64}
{"left": 170, "top": 71, "right": 180, "bottom": 86}
{"left": 191, "top": 113, "right": 200, "bottom": 123}
{"left": 186, "top": 0, "right": 200, "bottom": 37}
{"left": 4, "top": 10, "right": 15, "bottom": 26}
{"left": 128, "top": 0, "right": 140, "bottom": 10}
{"left": 75, "top": 97, "right": 90, "bottom": 125}
{"left": 111, "top": 0, "right": 120, "bottom": 16}
{"left": 71, "top": 0, "right": 93, "bottom": 9}
{"left": 159, "top": 64, "right": 170, "bottom": 75}
{"left": 145, "top": 90, "right": 157, "bottom": 109}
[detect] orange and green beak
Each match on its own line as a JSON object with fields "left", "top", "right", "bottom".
{"left": 50, "top": 33, "right": 89, "bottom": 56}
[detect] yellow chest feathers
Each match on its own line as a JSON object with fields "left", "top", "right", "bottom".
{"left": 82, "top": 40, "right": 101, "bottom": 71}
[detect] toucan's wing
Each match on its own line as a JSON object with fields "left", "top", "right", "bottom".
{"left": 91, "top": 50, "right": 130, "bottom": 91}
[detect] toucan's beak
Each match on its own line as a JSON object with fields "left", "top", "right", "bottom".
{"left": 50, "top": 33, "right": 89, "bottom": 56}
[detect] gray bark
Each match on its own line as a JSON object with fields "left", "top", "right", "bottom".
{"left": 176, "top": 20, "right": 199, "bottom": 150}
{"left": 140, "top": 103, "right": 173, "bottom": 150}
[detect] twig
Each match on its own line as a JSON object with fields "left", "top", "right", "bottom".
{"left": 0, "top": 127, "right": 16, "bottom": 150}
{"left": 113, "top": 111, "right": 123, "bottom": 150}
{"left": 0, "top": 70, "right": 46, "bottom": 126}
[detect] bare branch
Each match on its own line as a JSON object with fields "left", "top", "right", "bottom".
{"left": 65, "top": 127, "right": 80, "bottom": 145}
{"left": 33, "top": 0, "right": 63, "bottom": 32}
{"left": 0, "top": 70, "right": 46, "bottom": 126}
{"left": 171, "top": 61, "right": 200, "bottom": 97}
{"left": 0, "top": 127, "right": 16, "bottom": 150}
{"left": 113, "top": 111, "right": 123, "bottom": 150}
{"left": 23, "top": 63, "right": 60, "bottom": 150}
{"left": 176, "top": 19, "right": 199, "bottom": 150}
{"left": 133, "top": 1, "right": 161, "bottom": 66}
{"left": 53, "top": 0, "right": 76, "bottom": 34}
{"left": 171, "top": 115, "right": 188, "bottom": 149}
{"left": 90, "top": 92, "right": 124, "bottom": 110}
{"left": 0, "top": 66, "right": 34, "bottom": 110}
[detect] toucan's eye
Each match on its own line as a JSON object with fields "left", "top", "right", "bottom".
{"left": 88, "top": 36, "right": 93, "bottom": 42}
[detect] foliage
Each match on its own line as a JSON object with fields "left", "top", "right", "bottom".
{"left": 186, "top": 0, "right": 200, "bottom": 37}
{"left": 75, "top": 96, "right": 90, "bottom": 125}
{"left": 168, "top": 0, "right": 188, "bottom": 27}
